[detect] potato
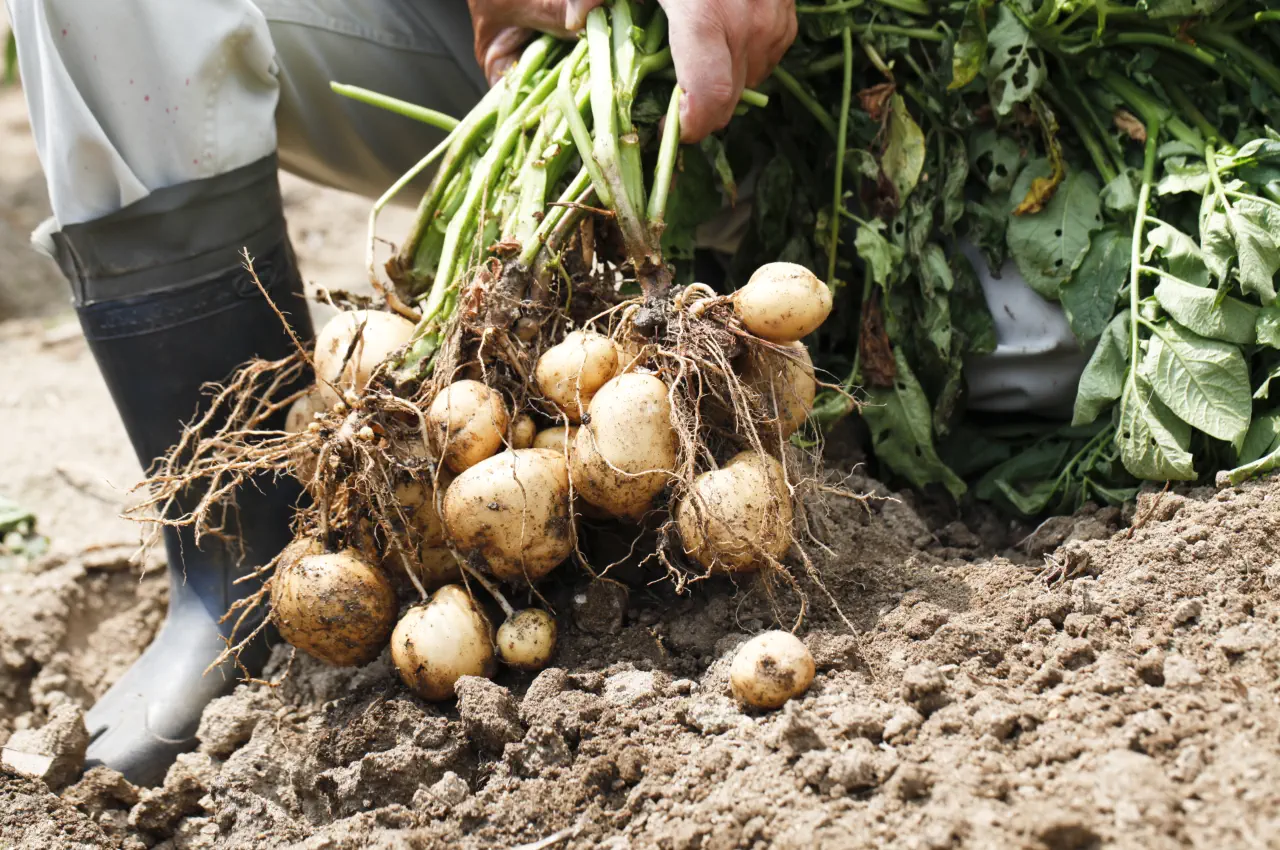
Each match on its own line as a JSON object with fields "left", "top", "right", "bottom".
{"left": 675, "top": 451, "right": 793, "bottom": 572}
{"left": 442, "top": 448, "right": 573, "bottom": 582}
{"left": 271, "top": 546, "right": 398, "bottom": 667}
{"left": 391, "top": 585, "right": 495, "bottom": 701}
{"left": 428, "top": 380, "right": 511, "bottom": 473}
{"left": 742, "top": 342, "right": 817, "bottom": 438}
{"left": 284, "top": 392, "right": 324, "bottom": 488}
{"left": 391, "top": 472, "right": 460, "bottom": 587}
{"left": 511, "top": 413, "right": 537, "bottom": 450}
{"left": 531, "top": 425, "right": 578, "bottom": 450}
{"left": 730, "top": 630, "right": 815, "bottom": 709}
{"left": 496, "top": 609, "right": 558, "bottom": 670}
{"left": 313, "top": 310, "right": 417, "bottom": 406}
{"left": 571, "top": 373, "right": 677, "bottom": 522}
{"left": 733, "top": 263, "right": 833, "bottom": 343}
{"left": 534, "top": 331, "right": 619, "bottom": 422}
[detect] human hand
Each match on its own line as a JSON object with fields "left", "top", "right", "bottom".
{"left": 468, "top": 0, "right": 604, "bottom": 85}
{"left": 659, "top": 0, "right": 797, "bottom": 142}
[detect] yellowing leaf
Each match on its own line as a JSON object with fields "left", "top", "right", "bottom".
{"left": 881, "top": 94, "right": 925, "bottom": 205}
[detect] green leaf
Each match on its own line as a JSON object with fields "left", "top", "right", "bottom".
{"left": 951, "top": 0, "right": 994, "bottom": 90}
{"left": 919, "top": 244, "right": 954, "bottom": 360}
{"left": 1140, "top": 320, "right": 1251, "bottom": 444}
{"left": 1116, "top": 377, "right": 1196, "bottom": 480}
{"left": 753, "top": 156, "right": 794, "bottom": 256}
{"left": 855, "top": 221, "right": 904, "bottom": 287}
{"left": 941, "top": 134, "right": 969, "bottom": 234}
{"left": 699, "top": 136, "right": 737, "bottom": 204}
{"left": 860, "top": 349, "right": 967, "bottom": 499}
{"left": 1061, "top": 227, "right": 1131, "bottom": 343}
{"left": 1239, "top": 413, "right": 1280, "bottom": 465}
{"left": 1101, "top": 170, "right": 1138, "bottom": 215}
{"left": 1006, "top": 161, "right": 1103, "bottom": 299}
{"left": 661, "top": 144, "right": 722, "bottom": 262}
{"left": 1073, "top": 311, "right": 1129, "bottom": 426}
{"left": 1201, "top": 192, "right": 1280, "bottom": 303}
{"left": 1146, "top": 222, "right": 1209, "bottom": 288}
{"left": 882, "top": 94, "right": 926, "bottom": 205}
{"left": 975, "top": 440, "right": 1072, "bottom": 515}
{"left": 1156, "top": 157, "right": 1209, "bottom": 196}
{"left": 984, "top": 6, "right": 1044, "bottom": 117}
{"left": 1257, "top": 307, "right": 1280, "bottom": 348}
{"left": 1153, "top": 275, "right": 1258, "bottom": 344}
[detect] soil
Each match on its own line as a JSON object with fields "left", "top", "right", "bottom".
{"left": 4, "top": 68, "right": 1280, "bottom": 850}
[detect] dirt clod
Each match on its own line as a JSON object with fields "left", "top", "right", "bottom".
{"left": 454, "top": 676, "right": 524, "bottom": 752}
{"left": 1, "top": 703, "right": 89, "bottom": 790}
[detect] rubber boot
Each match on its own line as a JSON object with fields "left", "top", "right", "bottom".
{"left": 49, "top": 155, "right": 314, "bottom": 787}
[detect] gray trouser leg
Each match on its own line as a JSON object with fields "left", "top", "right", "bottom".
{"left": 260, "top": 0, "right": 486, "bottom": 201}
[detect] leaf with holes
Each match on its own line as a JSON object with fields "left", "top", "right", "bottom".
{"left": 860, "top": 349, "right": 967, "bottom": 499}
{"left": 1006, "top": 161, "right": 1103, "bottom": 299}
{"left": 1116, "top": 377, "right": 1196, "bottom": 481}
{"left": 985, "top": 6, "right": 1044, "bottom": 117}
{"left": 969, "top": 129, "right": 1022, "bottom": 193}
{"left": 1073, "top": 312, "right": 1129, "bottom": 427}
{"left": 1140, "top": 320, "right": 1251, "bottom": 445}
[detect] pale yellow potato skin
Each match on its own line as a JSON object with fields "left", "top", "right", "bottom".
{"left": 391, "top": 585, "right": 496, "bottom": 701}
{"left": 313, "top": 310, "right": 417, "bottom": 406}
{"left": 496, "top": 609, "right": 558, "bottom": 670}
{"left": 535, "top": 331, "right": 620, "bottom": 423}
{"left": 428, "top": 380, "right": 511, "bottom": 474}
{"left": 676, "top": 451, "right": 793, "bottom": 572}
{"left": 571, "top": 373, "right": 678, "bottom": 522}
{"left": 442, "top": 448, "right": 574, "bottom": 582}
{"left": 271, "top": 547, "right": 398, "bottom": 667}
{"left": 729, "top": 631, "right": 815, "bottom": 709}
{"left": 391, "top": 472, "right": 460, "bottom": 588}
{"left": 733, "top": 263, "right": 833, "bottom": 343}
{"left": 510, "top": 413, "right": 537, "bottom": 449}
{"left": 531, "top": 426, "right": 578, "bottom": 450}
{"left": 741, "top": 342, "right": 817, "bottom": 438}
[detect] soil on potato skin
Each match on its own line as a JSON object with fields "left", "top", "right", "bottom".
{"left": 4, "top": 82, "right": 1280, "bottom": 850}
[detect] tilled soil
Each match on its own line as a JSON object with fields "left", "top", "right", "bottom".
{"left": 4, "top": 75, "right": 1280, "bottom": 850}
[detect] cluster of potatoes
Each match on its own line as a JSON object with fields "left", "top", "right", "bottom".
{"left": 272, "top": 263, "right": 831, "bottom": 708}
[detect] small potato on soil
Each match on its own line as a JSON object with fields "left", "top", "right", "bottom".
{"left": 313, "top": 310, "right": 417, "bottom": 406}
{"left": 272, "top": 545, "right": 398, "bottom": 667}
{"left": 442, "top": 448, "right": 573, "bottom": 582}
{"left": 571, "top": 373, "right": 677, "bottom": 522}
{"left": 428, "top": 380, "right": 511, "bottom": 473}
{"left": 391, "top": 585, "right": 496, "bottom": 700}
{"left": 496, "top": 609, "right": 557, "bottom": 670}
{"left": 733, "top": 263, "right": 833, "bottom": 343}
{"left": 730, "top": 630, "right": 815, "bottom": 709}
{"left": 534, "top": 331, "right": 619, "bottom": 423}
{"left": 742, "top": 342, "right": 817, "bottom": 438}
{"left": 676, "top": 451, "right": 793, "bottom": 572}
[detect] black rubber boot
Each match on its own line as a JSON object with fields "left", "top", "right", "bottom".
{"left": 51, "top": 155, "right": 314, "bottom": 787}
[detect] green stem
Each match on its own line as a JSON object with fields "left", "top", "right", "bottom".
{"left": 1198, "top": 30, "right": 1280, "bottom": 96}
{"left": 1102, "top": 73, "right": 1202, "bottom": 149}
{"left": 1256, "top": 10, "right": 1280, "bottom": 22}
{"left": 739, "top": 89, "right": 770, "bottom": 108}
{"left": 772, "top": 66, "right": 838, "bottom": 138}
{"left": 330, "top": 83, "right": 460, "bottom": 132}
{"left": 584, "top": 7, "right": 651, "bottom": 260}
{"left": 643, "top": 6, "right": 667, "bottom": 54}
{"left": 1045, "top": 85, "right": 1117, "bottom": 185}
{"left": 612, "top": 0, "right": 646, "bottom": 216}
{"left": 520, "top": 167, "right": 593, "bottom": 267}
{"left": 497, "top": 36, "right": 553, "bottom": 128}
{"left": 421, "top": 46, "right": 571, "bottom": 320}
{"left": 829, "top": 28, "right": 853, "bottom": 286}
{"left": 1163, "top": 81, "right": 1218, "bottom": 144}
{"left": 1128, "top": 123, "right": 1161, "bottom": 370}
{"left": 798, "top": 0, "right": 931, "bottom": 15}
{"left": 853, "top": 23, "right": 945, "bottom": 41}
{"left": 1110, "top": 32, "right": 1250, "bottom": 88}
{"left": 647, "top": 85, "right": 683, "bottom": 228}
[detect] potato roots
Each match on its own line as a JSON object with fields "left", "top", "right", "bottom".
{"left": 124, "top": 242, "right": 847, "bottom": 686}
